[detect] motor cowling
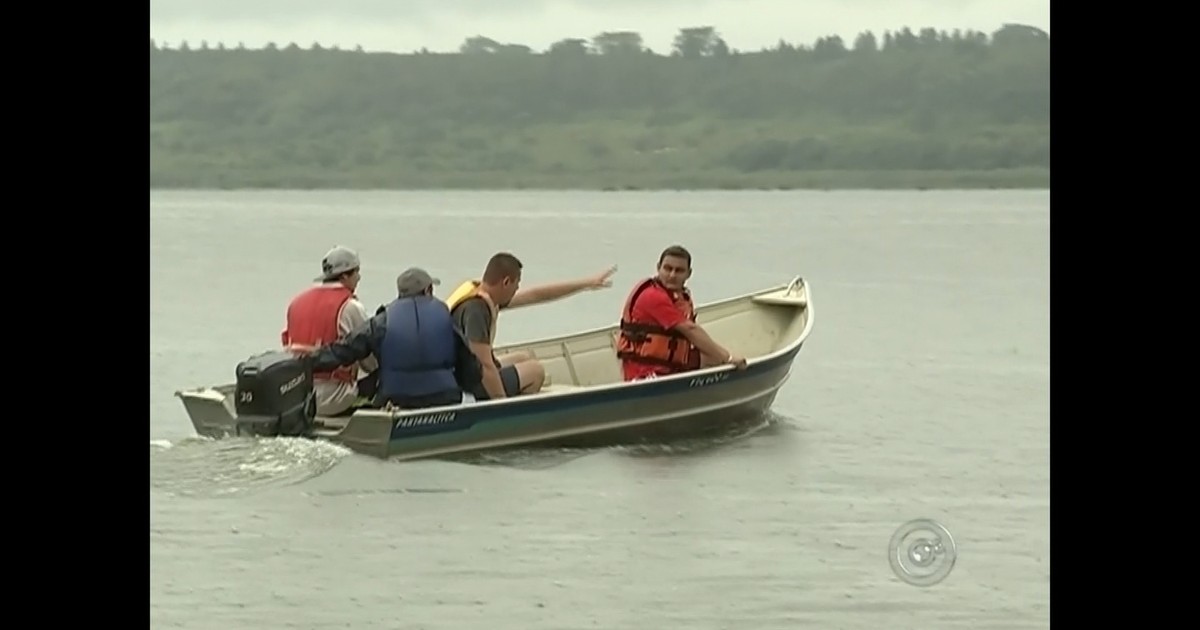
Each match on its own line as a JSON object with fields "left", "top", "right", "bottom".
{"left": 233, "top": 350, "right": 316, "bottom": 438}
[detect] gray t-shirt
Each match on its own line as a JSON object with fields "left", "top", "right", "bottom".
{"left": 452, "top": 297, "right": 500, "bottom": 368}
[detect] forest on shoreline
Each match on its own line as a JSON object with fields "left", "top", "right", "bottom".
{"left": 149, "top": 24, "right": 1050, "bottom": 190}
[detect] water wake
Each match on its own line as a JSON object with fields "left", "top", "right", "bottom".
{"left": 149, "top": 435, "right": 352, "bottom": 498}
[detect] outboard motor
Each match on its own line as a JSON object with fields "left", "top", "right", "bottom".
{"left": 233, "top": 350, "right": 316, "bottom": 438}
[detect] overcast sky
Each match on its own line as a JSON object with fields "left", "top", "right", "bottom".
{"left": 149, "top": 0, "right": 1050, "bottom": 53}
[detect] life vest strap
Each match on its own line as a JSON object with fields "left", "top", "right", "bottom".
{"left": 616, "top": 349, "right": 689, "bottom": 368}
{"left": 618, "top": 320, "right": 688, "bottom": 339}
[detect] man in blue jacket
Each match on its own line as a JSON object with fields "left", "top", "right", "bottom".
{"left": 287, "top": 267, "right": 482, "bottom": 412}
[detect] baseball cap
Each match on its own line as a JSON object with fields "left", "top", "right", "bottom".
{"left": 315, "top": 246, "right": 361, "bottom": 282}
{"left": 396, "top": 267, "right": 441, "bottom": 297}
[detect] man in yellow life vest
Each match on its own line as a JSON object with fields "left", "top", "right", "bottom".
{"left": 445, "top": 252, "right": 617, "bottom": 401}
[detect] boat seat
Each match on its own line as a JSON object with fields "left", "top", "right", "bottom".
{"left": 752, "top": 291, "right": 807, "bottom": 307}
{"left": 315, "top": 415, "right": 351, "bottom": 430}
{"left": 538, "top": 383, "right": 585, "bottom": 395}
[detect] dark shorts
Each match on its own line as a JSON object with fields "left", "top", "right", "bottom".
{"left": 474, "top": 364, "right": 522, "bottom": 400}
{"left": 356, "top": 371, "right": 380, "bottom": 400}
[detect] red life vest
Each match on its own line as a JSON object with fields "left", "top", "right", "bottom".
{"left": 281, "top": 284, "right": 357, "bottom": 383}
{"left": 615, "top": 278, "right": 700, "bottom": 376}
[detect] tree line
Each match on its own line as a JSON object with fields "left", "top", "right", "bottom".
{"left": 149, "top": 24, "right": 1050, "bottom": 190}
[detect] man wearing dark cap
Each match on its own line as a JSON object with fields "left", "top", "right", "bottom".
{"left": 287, "top": 267, "right": 482, "bottom": 411}
{"left": 281, "top": 245, "right": 378, "bottom": 416}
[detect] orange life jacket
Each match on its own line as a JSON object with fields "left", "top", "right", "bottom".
{"left": 444, "top": 280, "right": 499, "bottom": 345}
{"left": 281, "top": 284, "right": 358, "bottom": 383}
{"left": 615, "top": 278, "right": 700, "bottom": 371}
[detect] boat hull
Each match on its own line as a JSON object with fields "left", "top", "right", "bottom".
{"left": 331, "top": 342, "right": 802, "bottom": 460}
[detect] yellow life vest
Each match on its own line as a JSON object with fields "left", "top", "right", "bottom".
{"left": 444, "top": 280, "right": 499, "bottom": 344}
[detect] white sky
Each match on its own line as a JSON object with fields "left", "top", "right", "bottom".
{"left": 149, "top": 0, "right": 1050, "bottom": 53}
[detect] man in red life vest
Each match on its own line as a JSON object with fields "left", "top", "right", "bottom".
{"left": 616, "top": 245, "right": 747, "bottom": 382}
{"left": 280, "top": 245, "right": 378, "bottom": 416}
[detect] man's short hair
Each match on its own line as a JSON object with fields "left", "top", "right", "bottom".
{"left": 657, "top": 245, "right": 692, "bottom": 268}
{"left": 483, "top": 252, "right": 523, "bottom": 283}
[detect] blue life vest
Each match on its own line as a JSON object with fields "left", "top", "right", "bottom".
{"left": 378, "top": 296, "right": 459, "bottom": 401}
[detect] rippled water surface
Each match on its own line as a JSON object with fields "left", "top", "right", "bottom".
{"left": 150, "top": 190, "right": 1050, "bottom": 629}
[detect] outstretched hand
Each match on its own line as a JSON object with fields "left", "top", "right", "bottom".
{"left": 588, "top": 265, "right": 618, "bottom": 290}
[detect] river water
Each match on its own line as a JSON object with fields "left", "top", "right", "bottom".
{"left": 149, "top": 189, "right": 1050, "bottom": 629}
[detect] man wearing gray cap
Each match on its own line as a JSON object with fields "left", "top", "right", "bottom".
{"left": 287, "top": 266, "right": 482, "bottom": 410}
{"left": 395, "top": 267, "right": 440, "bottom": 299}
{"left": 281, "top": 245, "right": 378, "bottom": 416}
